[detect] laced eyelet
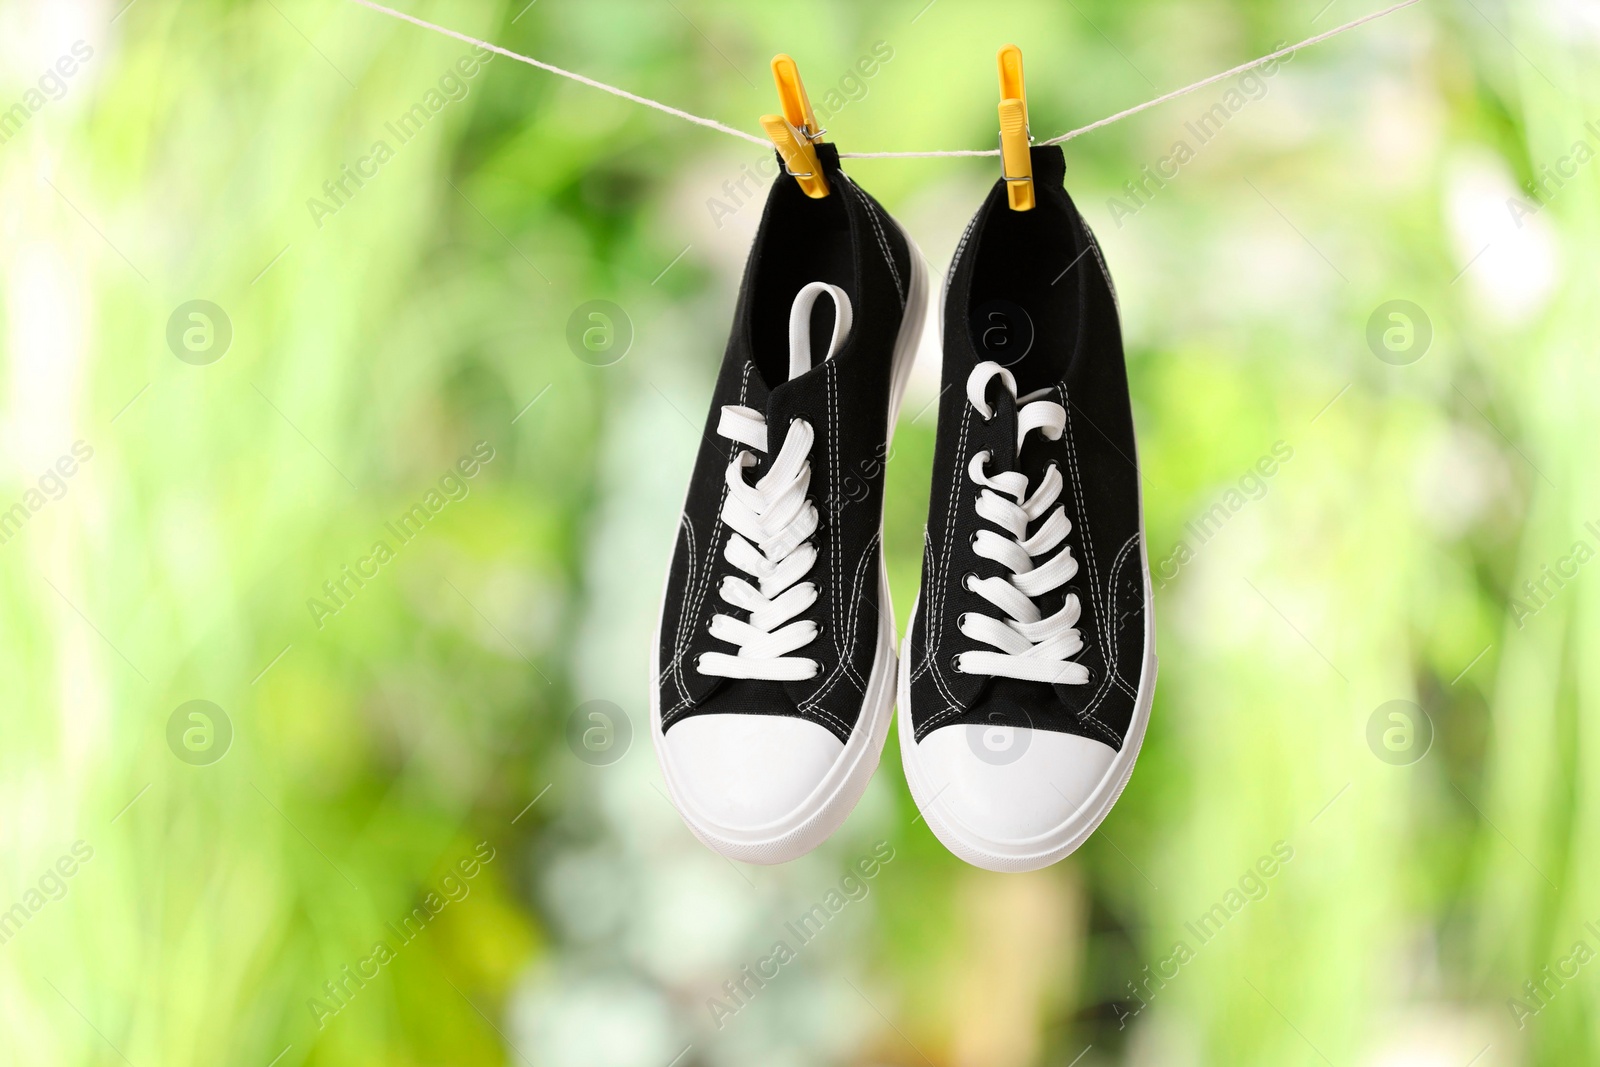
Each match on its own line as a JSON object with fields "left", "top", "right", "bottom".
{"left": 697, "top": 403, "right": 829, "bottom": 682}
{"left": 939, "top": 368, "right": 1086, "bottom": 690}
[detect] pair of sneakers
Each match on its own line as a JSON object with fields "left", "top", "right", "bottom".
{"left": 651, "top": 143, "right": 1155, "bottom": 873}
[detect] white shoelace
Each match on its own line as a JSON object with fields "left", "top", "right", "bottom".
{"left": 954, "top": 362, "right": 1090, "bottom": 686}
{"left": 697, "top": 282, "right": 852, "bottom": 682}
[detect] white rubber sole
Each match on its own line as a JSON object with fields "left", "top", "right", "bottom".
{"left": 897, "top": 575, "right": 1156, "bottom": 872}
{"left": 650, "top": 228, "right": 929, "bottom": 864}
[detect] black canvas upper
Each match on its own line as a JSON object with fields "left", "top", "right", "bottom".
{"left": 907, "top": 145, "right": 1147, "bottom": 750}
{"left": 657, "top": 146, "right": 913, "bottom": 744}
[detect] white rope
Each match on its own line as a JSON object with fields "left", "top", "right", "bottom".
{"left": 346, "top": 0, "right": 1422, "bottom": 158}
{"left": 1037, "top": 0, "right": 1421, "bottom": 148}
{"left": 345, "top": 0, "right": 770, "bottom": 147}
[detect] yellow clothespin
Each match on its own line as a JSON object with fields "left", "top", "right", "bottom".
{"left": 760, "top": 54, "right": 830, "bottom": 199}
{"left": 997, "top": 44, "right": 1034, "bottom": 211}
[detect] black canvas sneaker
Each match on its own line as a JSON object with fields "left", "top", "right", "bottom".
{"left": 652, "top": 146, "right": 926, "bottom": 864}
{"left": 899, "top": 145, "right": 1155, "bottom": 873}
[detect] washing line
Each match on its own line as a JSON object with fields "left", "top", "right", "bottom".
{"left": 345, "top": 0, "right": 1423, "bottom": 157}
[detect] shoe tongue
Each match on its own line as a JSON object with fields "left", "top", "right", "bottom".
{"left": 984, "top": 677, "right": 1066, "bottom": 725}
{"left": 764, "top": 363, "right": 828, "bottom": 454}
{"left": 720, "top": 360, "right": 822, "bottom": 472}
{"left": 760, "top": 282, "right": 851, "bottom": 454}
{"left": 980, "top": 386, "right": 1022, "bottom": 472}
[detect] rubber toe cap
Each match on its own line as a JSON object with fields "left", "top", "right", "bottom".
{"left": 916, "top": 723, "right": 1117, "bottom": 843}
{"left": 662, "top": 713, "right": 844, "bottom": 832}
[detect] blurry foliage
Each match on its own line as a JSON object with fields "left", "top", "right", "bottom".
{"left": 0, "top": 0, "right": 1597, "bottom": 1065}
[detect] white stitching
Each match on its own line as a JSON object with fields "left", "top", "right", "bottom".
{"left": 915, "top": 407, "right": 971, "bottom": 713}
{"left": 662, "top": 514, "right": 695, "bottom": 698}
{"left": 842, "top": 175, "right": 903, "bottom": 306}
{"left": 866, "top": 195, "right": 904, "bottom": 304}
{"left": 816, "top": 363, "right": 868, "bottom": 695}
{"left": 950, "top": 215, "right": 978, "bottom": 280}
{"left": 801, "top": 531, "right": 878, "bottom": 715}
{"left": 793, "top": 531, "right": 873, "bottom": 736}
{"left": 1057, "top": 381, "right": 1120, "bottom": 729}
{"left": 1060, "top": 383, "right": 1107, "bottom": 653}
{"left": 1081, "top": 218, "right": 1120, "bottom": 315}
{"left": 663, "top": 363, "right": 752, "bottom": 726}
{"left": 840, "top": 533, "right": 879, "bottom": 688}
{"left": 931, "top": 410, "right": 971, "bottom": 654}
{"left": 910, "top": 536, "right": 937, "bottom": 682}
{"left": 916, "top": 702, "right": 969, "bottom": 733}
{"left": 914, "top": 414, "right": 974, "bottom": 715}
{"left": 1079, "top": 712, "right": 1123, "bottom": 746}
{"left": 1105, "top": 531, "right": 1141, "bottom": 697}
{"left": 828, "top": 361, "right": 842, "bottom": 659}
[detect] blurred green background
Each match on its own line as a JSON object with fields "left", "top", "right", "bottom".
{"left": 2, "top": 0, "right": 1595, "bottom": 1063}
